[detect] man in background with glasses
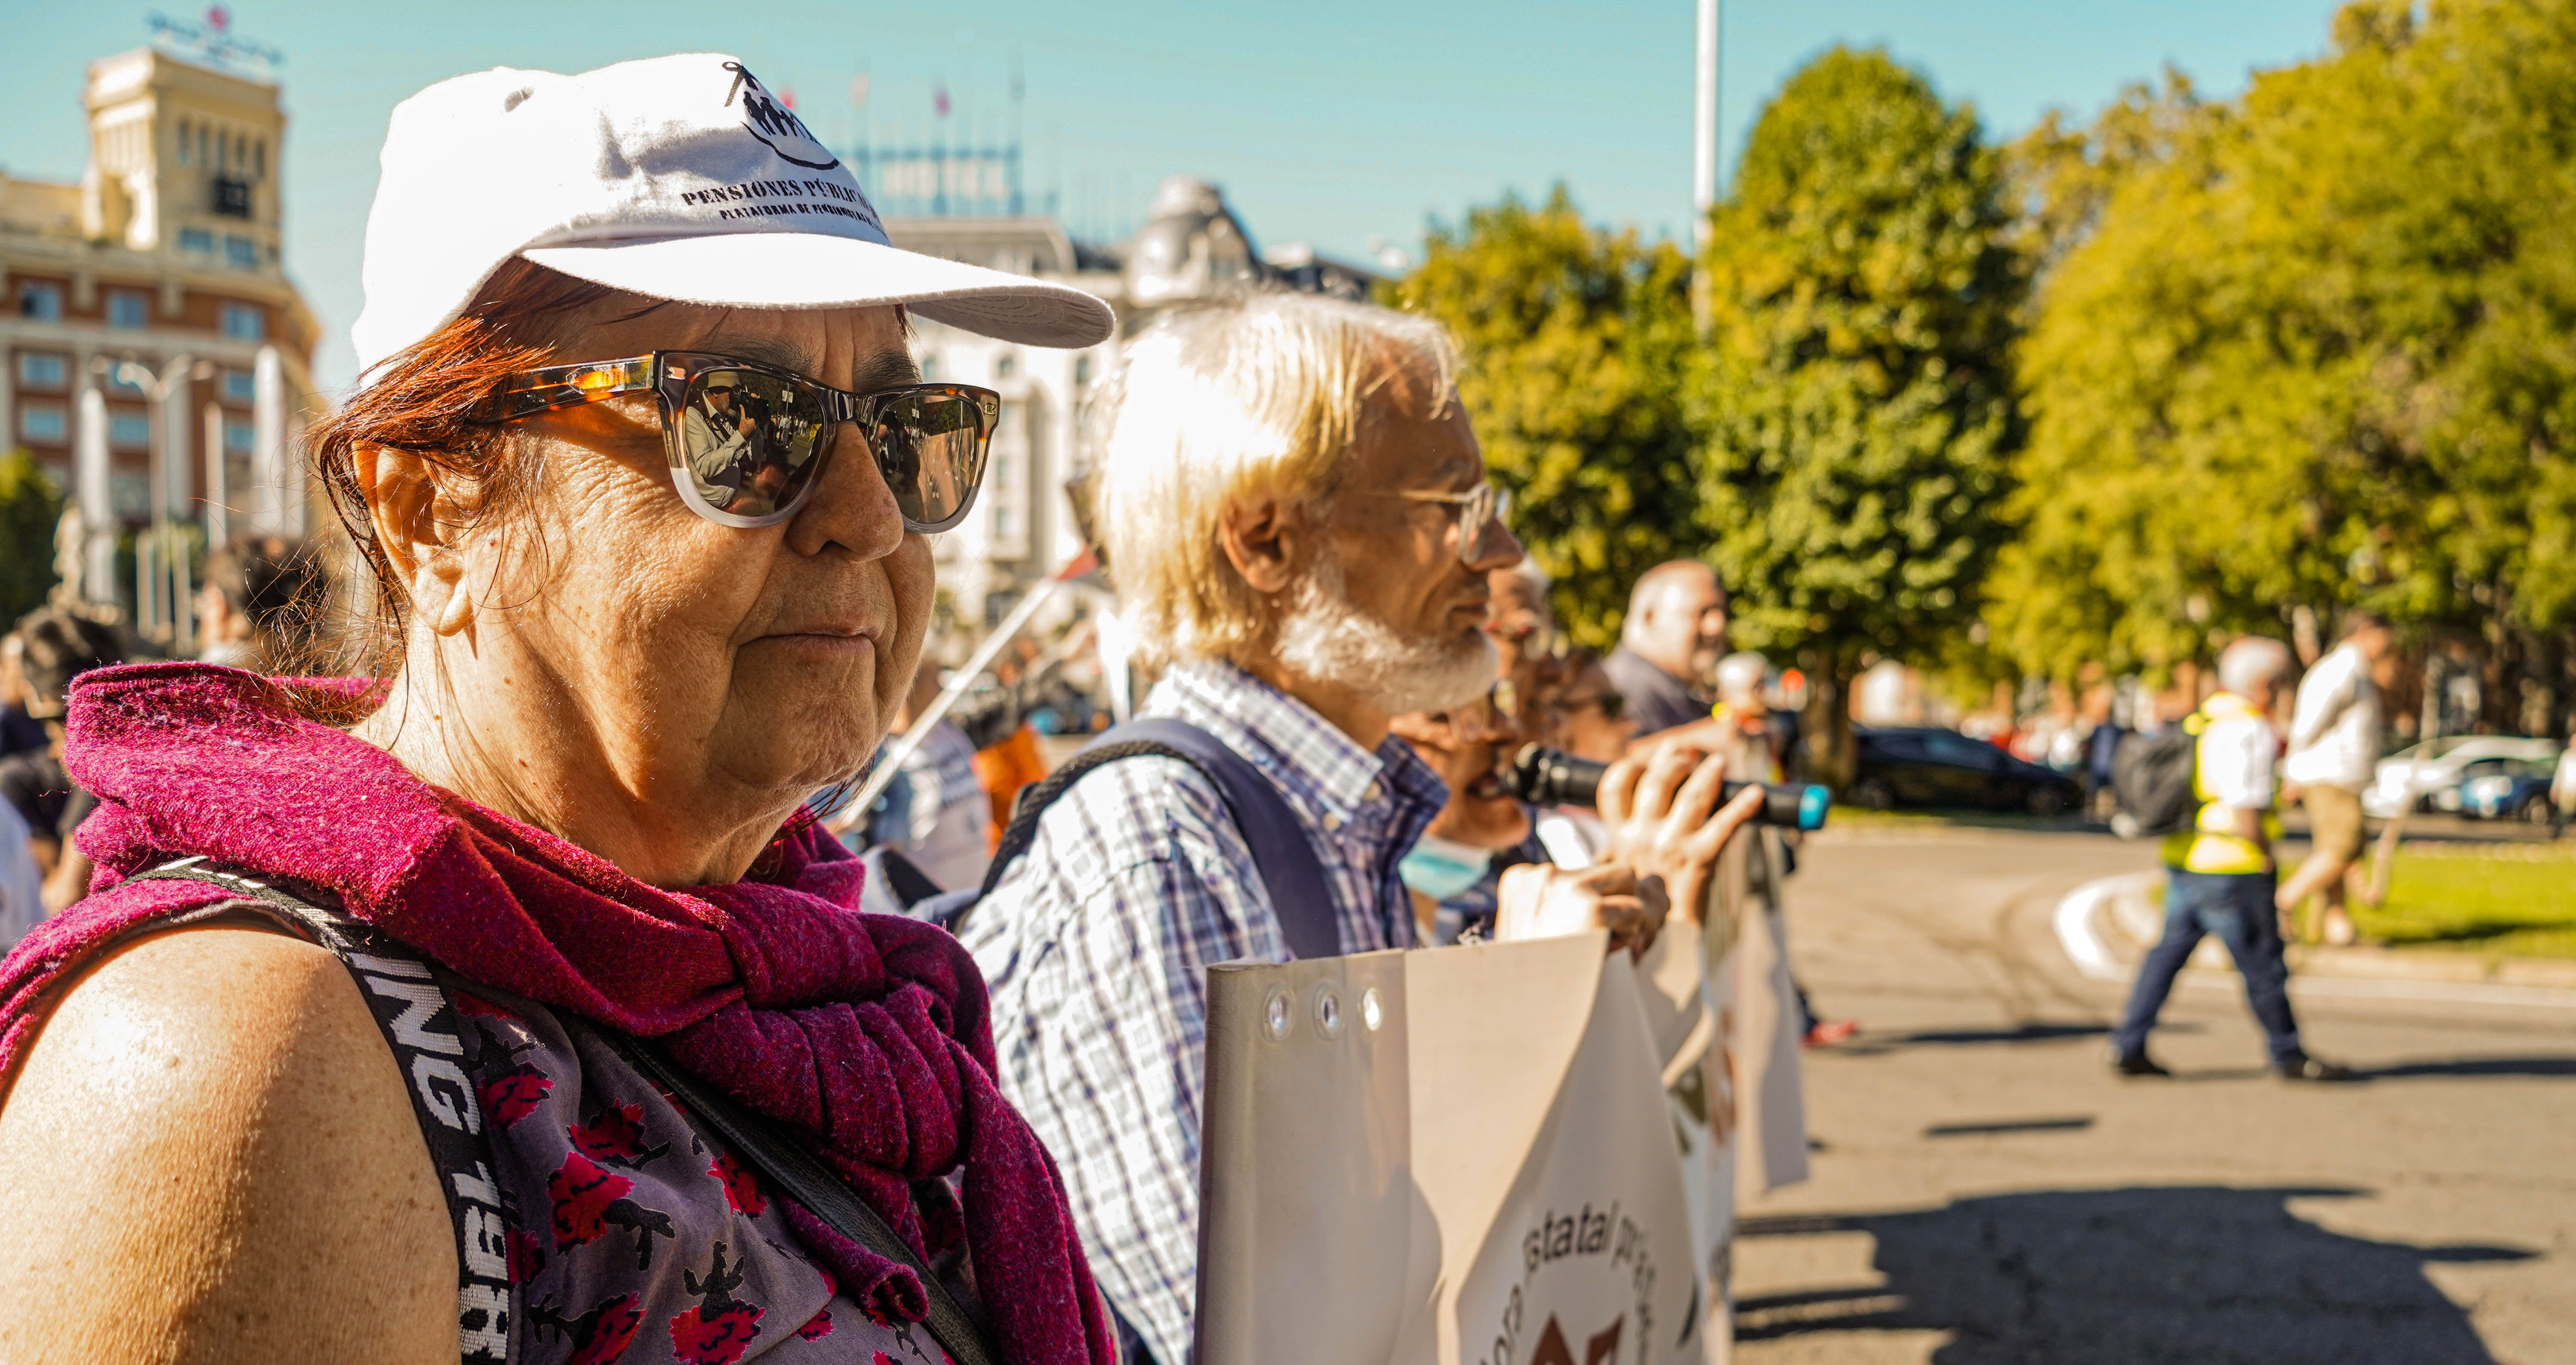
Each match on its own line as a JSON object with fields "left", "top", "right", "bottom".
{"left": 960, "top": 293, "right": 1760, "bottom": 1365}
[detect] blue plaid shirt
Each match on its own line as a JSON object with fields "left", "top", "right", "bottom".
{"left": 959, "top": 660, "right": 1444, "bottom": 1365}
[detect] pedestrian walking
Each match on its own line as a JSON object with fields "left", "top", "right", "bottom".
{"left": 2110, "top": 637, "right": 2353, "bottom": 1081}
{"left": 2276, "top": 611, "right": 2393, "bottom": 944}
{"left": 0, "top": 52, "right": 1121, "bottom": 1364}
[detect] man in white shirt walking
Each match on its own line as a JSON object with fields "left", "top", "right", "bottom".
{"left": 2278, "top": 611, "right": 2394, "bottom": 945}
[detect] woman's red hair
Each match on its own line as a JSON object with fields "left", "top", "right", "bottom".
{"left": 304, "top": 261, "right": 626, "bottom": 689}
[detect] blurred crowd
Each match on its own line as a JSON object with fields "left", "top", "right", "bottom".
{"left": 0, "top": 538, "right": 322, "bottom": 942}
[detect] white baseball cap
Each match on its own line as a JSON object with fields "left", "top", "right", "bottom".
{"left": 351, "top": 52, "right": 1115, "bottom": 378}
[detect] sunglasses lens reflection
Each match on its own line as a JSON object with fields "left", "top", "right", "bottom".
{"left": 872, "top": 389, "right": 990, "bottom": 529}
{"left": 681, "top": 369, "right": 828, "bottom": 520}
{"left": 680, "top": 374, "right": 994, "bottom": 528}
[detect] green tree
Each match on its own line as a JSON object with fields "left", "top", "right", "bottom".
{"left": 1994, "top": 0, "right": 2576, "bottom": 731}
{"left": 1693, "top": 48, "right": 2025, "bottom": 784}
{"left": 1383, "top": 188, "right": 1701, "bottom": 650}
{"left": 2002, "top": 70, "right": 2204, "bottom": 291}
{"left": 0, "top": 450, "right": 64, "bottom": 626}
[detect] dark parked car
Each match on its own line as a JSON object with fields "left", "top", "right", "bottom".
{"left": 2457, "top": 755, "right": 2562, "bottom": 824}
{"left": 1850, "top": 726, "right": 2084, "bottom": 816}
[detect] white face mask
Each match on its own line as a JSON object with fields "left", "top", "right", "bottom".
{"left": 1398, "top": 830, "right": 1494, "bottom": 901}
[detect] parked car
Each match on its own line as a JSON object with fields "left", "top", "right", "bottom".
{"left": 2458, "top": 756, "right": 2563, "bottom": 824}
{"left": 1850, "top": 726, "right": 2085, "bottom": 816}
{"left": 2364, "top": 736, "right": 2563, "bottom": 818}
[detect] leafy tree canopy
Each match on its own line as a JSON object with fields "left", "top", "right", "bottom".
{"left": 0, "top": 451, "right": 64, "bottom": 627}
{"left": 1994, "top": 0, "right": 2576, "bottom": 688}
{"left": 1692, "top": 47, "right": 2025, "bottom": 771}
{"left": 1382, "top": 187, "right": 1701, "bottom": 650}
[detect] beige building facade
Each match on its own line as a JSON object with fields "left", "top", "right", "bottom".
{"left": 2, "top": 46, "right": 324, "bottom": 626}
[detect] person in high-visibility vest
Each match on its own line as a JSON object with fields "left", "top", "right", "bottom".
{"left": 2110, "top": 637, "right": 2354, "bottom": 1082}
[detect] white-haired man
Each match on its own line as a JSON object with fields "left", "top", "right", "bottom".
{"left": 960, "top": 293, "right": 1761, "bottom": 1364}
{"left": 2110, "top": 637, "right": 2351, "bottom": 1081}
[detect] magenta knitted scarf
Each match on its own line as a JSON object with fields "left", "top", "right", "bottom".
{"left": 0, "top": 662, "right": 1112, "bottom": 1365}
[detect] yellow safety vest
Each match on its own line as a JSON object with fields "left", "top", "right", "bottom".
{"left": 2160, "top": 692, "right": 2281, "bottom": 875}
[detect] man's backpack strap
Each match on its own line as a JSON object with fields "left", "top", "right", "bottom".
{"left": 942, "top": 719, "right": 1343, "bottom": 960}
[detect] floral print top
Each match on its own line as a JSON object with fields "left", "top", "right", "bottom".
{"left": 447, "top": 971, "right": 963, "bottom": 1365}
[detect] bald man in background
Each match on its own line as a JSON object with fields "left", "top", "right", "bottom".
{"left": 1604, "top": 561, "right": 1731, "bottom": 739}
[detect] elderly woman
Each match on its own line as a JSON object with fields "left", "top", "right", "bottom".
{"left": 0, "top": 55, "right": 1115, "bottom": 1365}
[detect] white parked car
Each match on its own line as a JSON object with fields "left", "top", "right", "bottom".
{"left": 2364, "top": 736, "right": 2565, "bottom": 817}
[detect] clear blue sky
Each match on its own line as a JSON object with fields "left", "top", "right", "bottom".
{"left": 3, "top": 1, "right": 2341, "bottom": 391}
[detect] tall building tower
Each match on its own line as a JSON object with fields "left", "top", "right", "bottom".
{"left": 2, "top": 44, "right": 323, "bottom": 636}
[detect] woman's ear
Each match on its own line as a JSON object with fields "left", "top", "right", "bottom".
{"left": 1217, "top": 495, "right": 1304, "bottom": 595}
{"left": 353, "top": 443, "right": 474, "bottom": 638}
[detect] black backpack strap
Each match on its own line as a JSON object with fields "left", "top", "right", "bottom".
{"left": 123, "top": 858, "right": 513, "bottom": 1364}
{"left": 951, "top": 719, "right": 1343, "bottom": 959}
{"left": 589, "top": 1027, "right": 1004, "bottom": 1365}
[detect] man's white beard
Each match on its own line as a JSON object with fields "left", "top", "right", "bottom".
{"left": 1274, "top": 558, "right": 1496, "bottom": 716}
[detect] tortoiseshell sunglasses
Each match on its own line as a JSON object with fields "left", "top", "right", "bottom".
{"left": 474, "top": 352, "right": 1000, "bottom": 532}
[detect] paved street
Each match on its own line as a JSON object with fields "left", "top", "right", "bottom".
{"left": 1735, "top": 828, "right": 2575, "bottom": 1365}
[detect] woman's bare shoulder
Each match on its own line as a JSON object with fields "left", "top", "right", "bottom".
{"left": 0, "top": 923, "right": 459, "bottom": 1363}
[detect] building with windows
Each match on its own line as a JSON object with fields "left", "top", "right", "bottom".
{"left": 887, "top": 213, "right": 1114, "bottom": 633}
{"left": 1, "top": 44, "right": 324, "bottom": 626}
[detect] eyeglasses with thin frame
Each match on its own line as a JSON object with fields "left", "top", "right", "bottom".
{"left": 473, "top": 351, "right": 1000, "bottom": 533}
{"left": 1358, "top": 482, "right": 1514, "bottom": 564}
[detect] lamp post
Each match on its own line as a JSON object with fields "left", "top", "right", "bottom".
{"left": 100, "top": 353, "right": 215, "bottom": 652}
{"left": 1693, "top": 0, "right": 1721, "bottom": 252}
{"left": 1692, "top": 0, "right": 1722, "bottom": 331}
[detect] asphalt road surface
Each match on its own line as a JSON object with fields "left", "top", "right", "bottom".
{"left": 1734, "top": 827, "right": 2573, "bottom": 1365}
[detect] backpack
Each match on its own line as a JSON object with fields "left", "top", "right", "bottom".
{"left": 888, "top": 718, "right": 1343, "bottom": 959}
{"left": 2110, "top": 725, "right": 2199, "bottom": 839}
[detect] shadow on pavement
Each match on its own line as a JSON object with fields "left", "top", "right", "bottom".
{"left": 2361, "top": 1056, "right": 2576, "bottom": 1080}
{"left": 1921, "top": 1116, "right": 2095, "bottom": 1138}
{"left": 1735, "top": 1186, "right": 2533, "bottom": 1363}
{"left": 1840, "top": 1022, "right": 2198, "bottom": 1058}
